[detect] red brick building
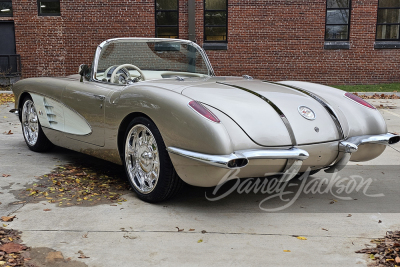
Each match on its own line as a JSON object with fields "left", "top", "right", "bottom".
{"left": 0, "top": 0, "right": 399, "bottom": 85}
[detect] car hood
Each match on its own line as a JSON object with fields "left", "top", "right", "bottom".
{"left": 182, "top": 78, "right": 341, "bottom": 147}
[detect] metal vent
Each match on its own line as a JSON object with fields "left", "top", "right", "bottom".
{"left": 43, "top": 98, "right": 58, "bottom": 125}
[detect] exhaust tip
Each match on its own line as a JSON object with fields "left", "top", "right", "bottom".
{"left": 389, "top": 136, "right": 400, "bottom": 145}
{"left": 227, "top": 158, "right": 248, "bottom": 169}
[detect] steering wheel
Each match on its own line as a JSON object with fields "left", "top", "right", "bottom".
{"left": 110, "top": 64, "right": 146, "bottom": 84}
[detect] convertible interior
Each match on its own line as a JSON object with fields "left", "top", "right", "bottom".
{"left": 95, "top": 64, "right": 208, "bottom": 85}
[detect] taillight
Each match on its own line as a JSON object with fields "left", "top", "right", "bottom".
{"left": 344, "top": 93, "right": 376, "bottom": 110}
{"left": 188, "top": 101, "right": 220, "bottom": 123}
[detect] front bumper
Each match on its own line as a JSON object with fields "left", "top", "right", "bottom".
{"left": 168, "top": 133, "right": 400, "bottom": 181}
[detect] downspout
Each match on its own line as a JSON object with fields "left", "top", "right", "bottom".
{"left": 188, "top": 0, "right": 196, "bottom": 42}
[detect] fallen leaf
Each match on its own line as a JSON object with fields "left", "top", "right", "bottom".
{"left": 378, "top": 220, "right": 382, "bottom": 223}
{"left": 4, "top": 130, "right": 13, "bottom": 135}
{"left": 197, "top": 239, "right": 203, "bottom": 243}
{"left": 189, "top": 229, "right": 195, "bottom": 231}
{"left": 82, "top": 233, "right": 88, "bottom": 238}
{"left": 1, "top": 216, "right": 15, "bottom": 222}
{"left": 1, "top": 174, "right": 10, "bottom": 177}
{"left": 370, "top": 254, "right": 375, "bottom": 260}
{"left": 322, "top": 228, "right": 329, "bottom": 231}
{"left": 0, "top": 243, "right": 27, "bottom": 253}
{"left": 176, "top": 227, "right": 184, "bottom": 232}
{"left": 43, "top": 209, "right": 51, "bottom": 211}
{"left": 297, "top": 236, "right": 307, "bottom": 240}
{"left": 283, "top": 250, "right": 291, "bottom": 252}
{"left": 201, "top": 230, "right": 207, "bottom": 234}
{"left": 347, "top": 214, "right": 352, "bottom": 217}
{"left": 396, "top": 256, "right": 400, "bottom": 263}
{"left": 78, "top": 255, "right": 90, "bottom": 259}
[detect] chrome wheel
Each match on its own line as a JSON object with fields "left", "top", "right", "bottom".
{"left": 22, "top": 99, "right": 39, "bottom": 146}
{"left": 125, "top": 124, "right": 160, "bottom": 194}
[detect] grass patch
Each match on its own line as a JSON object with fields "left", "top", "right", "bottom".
{"left": 331, "top": 83, "right": 400, "bottom": 92}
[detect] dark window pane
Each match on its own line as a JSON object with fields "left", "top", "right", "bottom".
{"left": 325, "top": 25, "right": 349, "bottom": 40}
{"left": 327, "top": 0, "right": 350, "bottom": 8}
{"left": 156, "top": 11, "right": 178, "bottom": 26}
{"left": 0, "top": 2, "right": 13, "bottom": 16}
{"left": 379, "top": 0, "right": 400, "bottom": 8}
{"left": 376, "top": 24, "right": 400, "bottom": 39}
{"left": 156, "top": 0, "right": 177, "bottom": 10}
{"left": 205, "top": 27, "right": 227, "bottom": 41}
{"left": 39, "top": 1, "right": 60, "bottom": 14}
{"left": 326, "top": 9, "right": 349, "bottom": 24}
{"left": 378, "top": 9, "right": 400, "bottom": 23}
{"left": 205, "top": 0, "right": 226, "bottom": 10}
{"left": 156, "top": 27, "right": 178, "bottom": 38}
{"left": 205, "top": 11, "right": 226, "bottom": 26}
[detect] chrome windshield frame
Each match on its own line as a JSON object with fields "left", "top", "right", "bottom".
{"left": 91, "top": 37, "right": 215, "bottom": 82}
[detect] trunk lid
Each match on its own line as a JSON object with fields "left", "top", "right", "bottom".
{"left": 182, "top": 79, "right": 341, "bottom": 146}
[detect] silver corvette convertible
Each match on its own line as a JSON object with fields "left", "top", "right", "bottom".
{"left": 10, "top": 38, "right": 400, "bottom": 202}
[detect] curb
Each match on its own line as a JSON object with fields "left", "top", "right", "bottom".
{"left": 0, "top": 91, "right": 13, "bottom": 94}
{"left": 355, "top": 92, "right": 400, "bottom": 96}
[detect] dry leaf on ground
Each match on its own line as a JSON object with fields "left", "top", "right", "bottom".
{"left": 1, "top": 216, "right": 15, "bottom": 222}
{"left": 0, "top": 94, "right": 14, "bottom": 105}
{"left": 356, "top": 230, "right": 400, "bottom": 266}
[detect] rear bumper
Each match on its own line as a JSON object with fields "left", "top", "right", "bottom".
{"left": 325, "top": 133, "right": 400, "bottom": 173}
{"left": 167, "top": 133, "right": 400, "bottom": 186}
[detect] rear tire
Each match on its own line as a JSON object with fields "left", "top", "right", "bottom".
{"left": 21, "top": 96, "right": 53, "bottom": 152}
{"left": 123, "top": 117, "right": 183, "bottom": 203}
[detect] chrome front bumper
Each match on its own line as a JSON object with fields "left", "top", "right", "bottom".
{"left": 168, "top": 133, "right": 400, "bottom": 180}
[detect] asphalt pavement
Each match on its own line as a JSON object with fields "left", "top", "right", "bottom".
{"left": 0, "top": 98, "right": 400, "bottom": 266}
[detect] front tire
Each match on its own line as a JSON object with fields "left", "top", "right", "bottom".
{"left": 21, "top": 96, "right": 53, "bottom": 152}
{"left": 123, "top": 117, "right": 183, "bottom": 202}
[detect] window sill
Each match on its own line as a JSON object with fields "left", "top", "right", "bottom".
{"left": 203, "top": 43, "right": 227, "bottom": 50}
{"left": 374, "top": 41, "right": 400, "bottom": 49}
{"left": 38, "top": 13, "right": 61, "bottom": 17}
{"left": 324, "top": 41, "right": 350, "bottom": 50}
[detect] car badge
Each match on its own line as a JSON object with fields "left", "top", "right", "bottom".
{"left": 298, "top": 106, "right": 316, "bottom": 120}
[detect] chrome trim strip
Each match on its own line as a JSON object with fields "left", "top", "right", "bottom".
{"left": 237, "top": 147, "right": 309, "bottom": 160}
{"left": 267, "top": 81, "right": 345, "bottom": 139}
{"left": 167, "top": 147, "right": 310, "bottom": 169}
{"left": 92, "top": 38, "right": 215, "bottom": 82}
{"left": 217, "top": 81, "right": 297, "bottom": 146}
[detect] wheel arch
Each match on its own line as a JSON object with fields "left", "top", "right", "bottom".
{"left": 117, "top": 112, "right": 154, "bottom": 160}
{"left": 17, "top": 92, "right": 31, "bottom": 122}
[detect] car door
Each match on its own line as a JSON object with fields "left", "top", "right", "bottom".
{"left": 62, "top": 81, "right": 115, "bottom": 147}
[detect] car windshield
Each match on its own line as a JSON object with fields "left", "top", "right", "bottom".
{"left": 94, "top": 39, "right": 213, "bottom": 83}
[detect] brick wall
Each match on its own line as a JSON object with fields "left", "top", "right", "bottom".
{"left": 1, "top": 0, "right": 399, "bottom": 85}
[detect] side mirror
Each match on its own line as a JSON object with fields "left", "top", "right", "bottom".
{"left": 78, "top": 64, "right": 91, "bottom": 82}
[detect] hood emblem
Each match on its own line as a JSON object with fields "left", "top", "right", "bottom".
{"left": 298, "top": 106, "right": 316, "bottom": 120}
